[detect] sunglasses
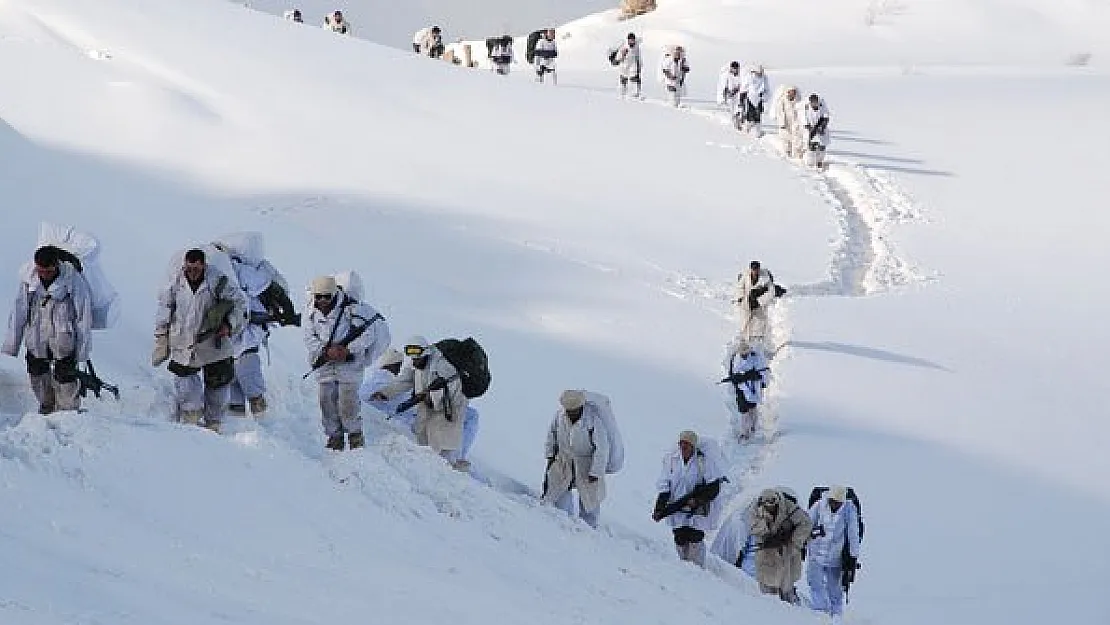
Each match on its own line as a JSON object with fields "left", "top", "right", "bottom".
{"left": 404, "top": 345, "right": 426, "bottom": 357}
{"left": 313, "top": 293, "right": 333, "bottom": 301}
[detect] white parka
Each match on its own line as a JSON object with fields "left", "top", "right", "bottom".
{"left": 2, "top": 262, "right": 93, "bottom": 362}
{"left": 542, "top": 404, "right": 611, "bottom": 513}
{"left": 807, "top": 496, "right": 861, "bottom": 567}
{"left": 533, "top": 37, "right": 558, "bottom": 70}
{"left": 737, "top": 268, "right": 776, "bottom": 311}
{"left": 304, "top": 291, "right": 389, "bottom": 385}
{"left": 727, "top": 347, "right": 769, "bottom": 407}
{"left": 743, "top": 71, "right": 771, "bottom": 108}
{"left": 615, "top": 42, "right": 642, "bottom": 78}
{"left": 380, "top": 347, "right": 467, "bottom": 452}
{"left": 155, "top": 266, "right": 248, "bottom": 368}
{"left": 717, "top": 67, "right": 745, "bottom": 105}
{"left": 660, "top": 53, "right": 689, "bottom": 89}
{"left": 803, "top": 98, "right": 831, "bottom": 146}
{"left": 656, "top": 445, "right": 726, "bottom": 532}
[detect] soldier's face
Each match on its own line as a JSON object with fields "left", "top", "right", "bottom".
{"left": 829, "top": 499, "right": 843, "bottom": 513}
{"left": 183, "top": 260, "right": 205, "bottom": 283}
{"left": 678, "top": 440, "right": 695, "bottom": 460}
{"left": 34, "top": 263, "right": 58, "bottom": 283}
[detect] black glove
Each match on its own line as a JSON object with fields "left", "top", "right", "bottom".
{"left": 845, "top": 555, "right": 859, "bottom": 571}
{"left": 653, "top": 492, "right": 670, "bottom": 521}
{"left": 748, "top": 297, "right": 760, "bottom": 311}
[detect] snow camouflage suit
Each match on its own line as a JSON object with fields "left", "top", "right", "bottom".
{"left": 656, "top": 443, "right": 726, "bottom": 566}
{"left": 380, "top": 345, "right": 467, "bottom": 453}
{"left": 736, "top": 268, "right": 777, "bottom": 342}
{"left": 154, "top": 263, "right": 249, "bottom": 425}
{"left": 807, "top": 493, "right": 861, "bottom": 618}
{"left": 749, "top": 488, "right": 813, "bottom": 601}
{"left": 542, "top": 402, "right": 611, "bottom": 527}
{"left": 305, "top": 290, "right": 390, "bottom": 440}
{"left": 3, "top": 260, "right": 93, "bottom": 413}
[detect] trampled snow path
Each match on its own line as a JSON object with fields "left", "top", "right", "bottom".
{"left": 596, "top": 91, "right": 930, "bottom": 531}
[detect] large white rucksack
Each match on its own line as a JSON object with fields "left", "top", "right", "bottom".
{"left": 584, "top": 391, "right": 625, "bottom": 473}
{"left": 20, "top": 222, "right": 120, "bottom": 330}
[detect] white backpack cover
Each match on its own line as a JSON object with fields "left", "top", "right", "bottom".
{"left": 213, "top": 231, "right": 265, "bottom": 266}
{"left": 165, "top": 243, "right": 242, "bottom": 294}
{"left": 584, "top": 390, "right": 624, "bottom": 473}
{"left": 20, "top": 222, "right": 120, "bottom": 330}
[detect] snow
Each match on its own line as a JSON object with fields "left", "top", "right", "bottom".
{"left": 1, "top": 0, "right": 1108, "bottom": 624}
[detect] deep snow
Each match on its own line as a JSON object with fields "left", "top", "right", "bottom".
{"left": 1, "top": 0, "right": 1108, "bottom": 624}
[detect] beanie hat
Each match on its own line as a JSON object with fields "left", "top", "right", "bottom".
{"left": 379, "top": 348, "right": 403, "bottom": 367}
{"left": 829, "top": 485, "right": 848, "bottom": 502}
{"left": 559, "top": 390, "right": 586, "bottom": 411}
{"left": 678, "top": 430, "right": 698, "bottom": 446}
{"left": 311, "top": 275, "right": 337, "bottom": 296}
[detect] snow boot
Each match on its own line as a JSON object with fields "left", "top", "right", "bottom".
{"left": 326, "top": 434, "right": 345, "bottom": 451}
{"left": 347, "top": 432, "right": 365, "bottom": 449}
{"left": 452, "top": 458, "right": 471, "bottom": 472}
{"left": 248, "top": 396, "right": 267, "bottom": 419}
{"left": 203, "top": 420, "right": 222, "bottom": 434}
{"left": 180, "top": 409, "right": 203, "bottom": 425}
{"left": 228, "top": 404, "right": 247, "bottom": 417}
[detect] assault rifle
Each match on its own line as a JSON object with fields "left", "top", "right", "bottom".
{"left": 303, "top": 311, "right": 383, "bottom": 379}
{"left": 719, "top": 368, "right": 769, "bottom": 385}
{"left": 652, "top": 477, "right": 727, "bottom": 521}
{"left": 393, "top": 375, "right": 453, "bottom": 415}
{"left": 196, "top": 276, "right": 235, "bottom": 348}
{"left": 76, "top": 360, "right": 120, "bottom": 400}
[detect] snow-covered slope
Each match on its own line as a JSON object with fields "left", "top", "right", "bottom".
{"left": 2, "top": 0, "right": 1108, "bottom": 624}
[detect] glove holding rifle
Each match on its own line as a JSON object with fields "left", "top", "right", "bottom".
{"left": 652, "top": 477, "right": 727, "bottom": 522}
{"left": 303, "top": 286, "right": 383, "bottom": 379}
{"left": 394, "top": 375, "right": 453, "bottom": 416}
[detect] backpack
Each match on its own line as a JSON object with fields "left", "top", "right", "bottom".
{"left": 583, "top": 391, "right": 624, "bottom": 473}
{"left": 767, "top": 270, "right": 788, "bottom": 298}
{"left": 434, "top": 337, "right": 490, "bottom": 399}
{"left": 809, "top": 486, "right": 865, "bottom": 542}
{"left": 25, "top": 223, "right": 119, "bottom": 330}
{"left": 525, "top": 29, "right": 543, "bottom": 63}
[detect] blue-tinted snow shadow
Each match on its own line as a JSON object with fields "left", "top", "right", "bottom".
{"left": 783, "top": 339, "right": 953, "bottom": 372}
{"left": 771, "top": 397, "right": 1110, "bottom": 625}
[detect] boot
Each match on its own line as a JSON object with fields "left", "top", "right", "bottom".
{"left": 452, "top": 458, "right": 471, "bottom": 472}
{"left": 248, "top": 396, "right": 267, "bottom": 418}
{"left": 203, "top": 420, "right": 222, "bottom": 434}
{"left": 180, "top": 409, "right": 203, "bottom": 425}
{"left": 325, "top": 434, "right": 345, "bottom": 451}
{"left": 228, "top": 404, "right": 247, "bottom": 417}
{"left": 347, "top": 432, "right": 364, "bottom": 449}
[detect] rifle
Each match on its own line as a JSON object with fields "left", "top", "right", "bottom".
{"left": 653, "top": 477, "right": 727, "bottom": 521}
{"left": 841, "top": 552, "right": 861, "bottom": 602}
{"left": 302, "top": 308, "right": 383, "bottom": 379}
{"left": 719, "top": 368, "right": 769, "bottom": 385}
{"left": 195, "top": 276, "right": 234, "bottom": 348}
{"left": 393, "top": 375, "right": 452, "bottom": 415}
{"left": 76, "top": 360, "right": 120, "bottom": 400}
{"left": 249, "top": 311, "right": 301, "bottom": 327}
